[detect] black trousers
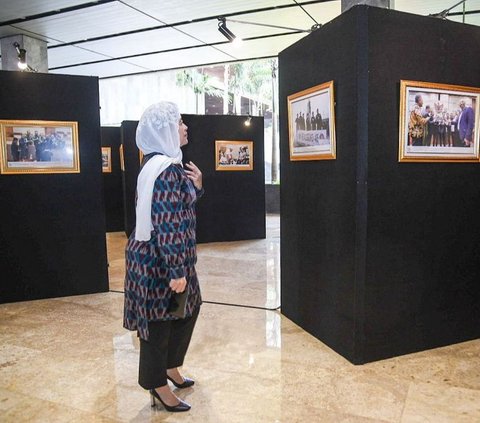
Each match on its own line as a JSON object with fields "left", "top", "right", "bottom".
{"left": 138, "top": 306, "right": 200, "bottom": 390}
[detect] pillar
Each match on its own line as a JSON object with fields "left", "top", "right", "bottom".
{"left": 1, "top": 35, "right": 48, "bottom": 72}
{"left": 341, "top": 0, "right": 393, "bottom": 13}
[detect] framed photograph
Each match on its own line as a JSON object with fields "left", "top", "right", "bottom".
{"left": 215, "top": 140, "right": 253, "bottom": 171}
{"left": 399, "top": 80, "right": 480, "bottom": 162}
{"left": 287, "top": 81, "right": 336, "bottom": 161}
{"left": 101, "top": 147, "right": 112, "bottom": 173}
{"left": 119, "top": 144, "right": 125, "bottom": 171}
{"left": 0, "top": 120, "right": 80, "bottom": 174}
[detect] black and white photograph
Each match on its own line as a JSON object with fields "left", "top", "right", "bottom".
{"left": 287, "top": 80, "right": 336, "bottom": 161}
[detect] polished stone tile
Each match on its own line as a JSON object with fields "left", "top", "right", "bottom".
{"left": 1, "top": 214, "right": 479, "bottom": 422}
{"left": 106, "top": 215, "right": 281, "bottom": 309}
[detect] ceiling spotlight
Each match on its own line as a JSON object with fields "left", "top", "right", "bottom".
{"left": 244, "top": 116, "right": 252, "bottom": 127}
{"left": 218, "top": 17, "right": 236, "bottom": 42}
{"left": 13, "top": 42, "right": 28, "bottom": 70}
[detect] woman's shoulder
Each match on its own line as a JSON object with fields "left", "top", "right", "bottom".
{"left": 156, "top": 163, "right": 184, "bottom": 183}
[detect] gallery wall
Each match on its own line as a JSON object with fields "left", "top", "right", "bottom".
{"left": 279, "top": 8, "right": 360, "bottom": 362}
{"left": 0, "top": 71, "right": 109, "bottom": 303}
{"left": 101, "top": 126, "right": 124, "bottom": 232}
{"left": 363, "top": 7, "right": 480, "bottom": 362}
{"left": 121, "top": 114, "right": 266, "bottom": 243}
{"left": 279, "top": 5, "right": 480, "bottom": 364}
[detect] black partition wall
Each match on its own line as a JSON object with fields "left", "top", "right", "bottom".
{"left": 0, "top": 71, "right": 109, "bottom": 304}
{"left": 101, "top": 126, "right": 124, "bottom": 232}
{"left": 121, "top": 114, "right": 265, "bottom": 243}
{"left": 279, "top": 6, "right": 480, "bottom": 364}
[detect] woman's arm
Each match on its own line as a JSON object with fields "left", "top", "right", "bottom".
{"left": 152, "top": 167, "right": 187, "bottom": 280}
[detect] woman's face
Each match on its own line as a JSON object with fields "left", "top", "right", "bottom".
{"left": 178, "top": 118, "right": 188, "bottom": 147}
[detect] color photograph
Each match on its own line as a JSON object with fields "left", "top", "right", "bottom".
{"left": 215, "top": 140, "right": 253, "bottom": 171}
{"left": 102, "top": 147, "right": 112, "bottom": 173}
{"left": 287, "top": 80, "right": 336, "bottom": 161}
{"left": 0, "top": 120, "right": 80, "bottom": 174}
{"left": 399, "top": 80, "right": 480, "bottom": 162}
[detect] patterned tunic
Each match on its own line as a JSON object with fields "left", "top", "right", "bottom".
{"left": 123, "top": 159, "right": 203, "bottom": 340}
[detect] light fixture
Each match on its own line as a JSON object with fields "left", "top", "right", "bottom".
{"left": 218, "top": 17, "right": 236, "bottom": 42}
{"left": 244, "top": 116, "right": 252, "bottom": 127}
{"left": 13, "top": 42, "right": 27, "bottom": 70}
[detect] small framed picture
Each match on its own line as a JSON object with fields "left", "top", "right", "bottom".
{"left": 215, "top": 140, "right": 253, "bottom": 171}
{"left": 101, "top": 147, "right": 112, "bottom": 173}
{"left": 287, "top": 80, "right": 336, "bottom": 161}
{"left": 399, "top": 80, "right": 480, "bottom": 162}
{"left": 119, "top": 144, "right": 125, "bottom": 171}
{"left": 0, "top": 119, "right": 80, "bottom": 174}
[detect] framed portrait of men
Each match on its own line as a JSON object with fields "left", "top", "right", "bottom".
{"left": 399, "top": 80, "right": 480, "bottom": 163}
{"left": 101, "top": 147, "right": 112, "bottom": 173}
{"left": 287, "top": 81, "right": 336, "bottom": 161}
{"left": 0, "top": 120, "right": 80, "bottom": 174}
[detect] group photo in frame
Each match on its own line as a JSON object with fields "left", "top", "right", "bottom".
{"left": 0, "top": 120, "right": 80, "bottom": 174}
{"left": 215, "top": 140, "right": 253, "bottom": 171}
{"left": 101, "top": 147, "right": 112, "bottom": 173}
{"left": 399, "top": 80, "right": 480, "bottom": 162}
{"left": 287, "top": 80, "right": 336, "bottom": 161}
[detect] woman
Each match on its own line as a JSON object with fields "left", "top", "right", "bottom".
{"left": 123, "top": 101, "right": 203, "bottom": 413}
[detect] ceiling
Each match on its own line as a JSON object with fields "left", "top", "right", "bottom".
{"left": 0, "top": 0, "right": 479, "bottom": 79}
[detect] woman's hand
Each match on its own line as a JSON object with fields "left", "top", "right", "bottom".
{"left": 185, "top": 161, "right": 203, "bottom": 190}
{"left": 170, "top": 277, "right": 187, "bottom": 293}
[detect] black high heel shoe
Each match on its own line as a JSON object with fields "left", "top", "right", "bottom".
{"left": 167, "top": 375, "right": 195, "bottom": 389}
{"left": 149, "top": 389, "right": 191, "bottom": 412}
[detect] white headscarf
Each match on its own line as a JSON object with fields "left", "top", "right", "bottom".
{"left": 134, "top": 101, "right": 183, "bottom": 241}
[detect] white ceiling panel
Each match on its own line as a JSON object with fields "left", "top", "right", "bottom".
{"left": 50, "top": 59, "right": 152, "bottom": 78}
{"left": 12, "top": 2, "right": 159, "bottom": 43}
{"left": 78, "top": 27, "right": 198, "bottom": 59}
{"left": 0, "top": 0, "right": 88, "bottom": 22}
{"left": 2, "top": 0, "right": 478, "bottom": 78}
{"left": 122, "top": 0, "right": 294, "bottom": 23}
{"left": 217, "top": 32, "right": 306, "bottom": 60}
{"left": 126, "top": 46, "right": 234, "bottom": 72}
{"left": 48, "top": 45, "right": 115, "bottom": 68}
{"left": 395, "top": 0, "right": 480, "bottom": 16}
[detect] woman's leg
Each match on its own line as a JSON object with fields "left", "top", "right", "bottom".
{"left": 166, "top": 306, "right": 200, "bottom": 381}
{"left": 139, "top": 320, "right": 183, "bottom": 406}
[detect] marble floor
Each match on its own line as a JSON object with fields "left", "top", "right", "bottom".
{"left": 1, "top": 216, "right": 479, "bottom": 422}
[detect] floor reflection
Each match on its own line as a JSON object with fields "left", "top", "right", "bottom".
{"left": 107, "top": 214, "right": 281, "bottom": 309}
{"left": 1, "top": 213, "right": 479, "bottom": 422}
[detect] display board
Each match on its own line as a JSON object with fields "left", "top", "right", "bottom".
{"left": 0, "top": 71, "right": 108, "bottom": 303}
{"left": 121, "top": 114, "right": 266, "bottom": 243}
{"left": 101, "top": 126, "right": 124, "bottom": 232}
{"left": 279, "top": 5, "right": 480, "bottom": 364}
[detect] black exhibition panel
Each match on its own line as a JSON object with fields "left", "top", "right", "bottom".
{"left": 364, "top": 7, "right": 480, "bottom": 362}
{"left": 279, "top": 5, "right": 480, "bottom": 364}
{"left": 121, "top": 115, "right": 266, "bottom": 243}
{"left": 279, "top": 8, "right": 360, "bottom": 363}
{"left": 101, "top": 126, "right": 124, "bottom": 232}
{"left": 120, "top": 120, "right": 141, "bottom": 238}
{"left": 0, "top": 71, "right": 109, "bottom": 304}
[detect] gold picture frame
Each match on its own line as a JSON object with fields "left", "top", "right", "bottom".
{"left": 399, "top": 80, "right": 480, "bottom": 163}
{"left": 0, "top": 119, "right": 80, "bottom": 174}
{"left": 119, "top": 144, "right": 125, "bottom": 171}
{"left": 287, "top": 81, "right": 336, "bottom": 161}
{"left": 215, "top": 140, "right": 253, "bottom": 171}
{"left": 101, "top": 147, "right": 112, "bottom": 173}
